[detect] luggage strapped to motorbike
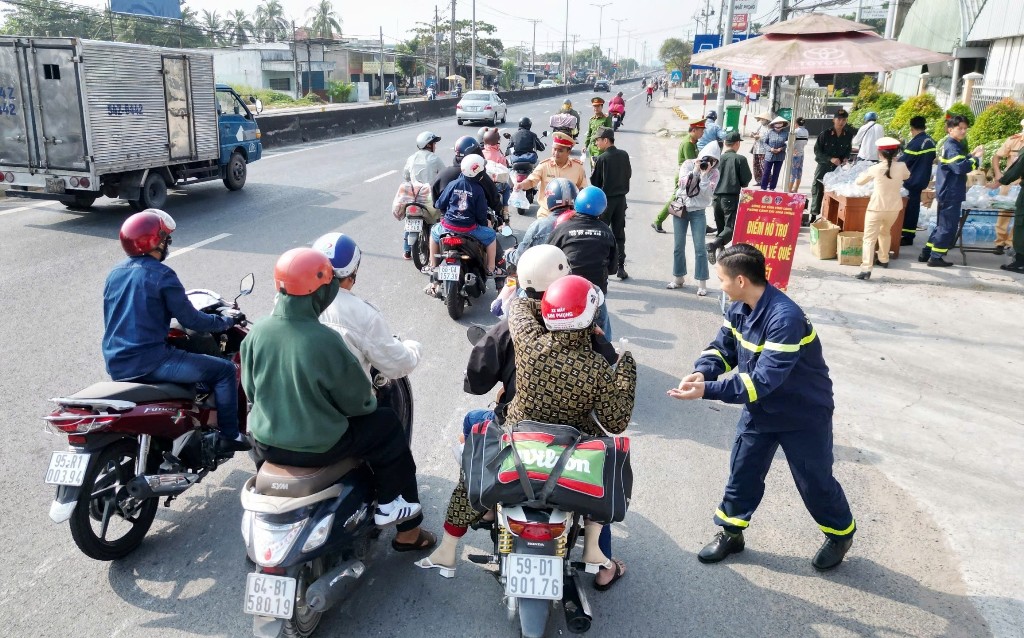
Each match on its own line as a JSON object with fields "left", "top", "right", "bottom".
{"left": 392, "top": 180, "right": 437, "bottom": 223}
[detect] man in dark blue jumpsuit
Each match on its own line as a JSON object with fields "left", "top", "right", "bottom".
{"left": 897, "top": 116, "right": 936, "bottom": 246}
{"left": 920, "top": 115, "right": 985, "bottom": 267}
{"left": 669, "top": 244, "right": 855, "bottom": 571}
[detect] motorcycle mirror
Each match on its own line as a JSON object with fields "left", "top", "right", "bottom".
{"left": 237, "top": 273, "right": 255, "bottom": 302}
{"left": 502, "top": 132, "right": 511, "bottom": 139}
{"left": 466, "top": 325, "right": 487, "bottom": 345}
{"left": 542, "top": 130, "right": 548, "bottom": 137}
{"left": 500, "top": 225, "right": 514, "bottom": 237}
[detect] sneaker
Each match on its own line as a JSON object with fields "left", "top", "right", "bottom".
{"left": 374, "top": 496, "right": 422, "bottom": 527}
{"left": 216, "top": 433, "right": 252, "bottom": 455}
{"left": 420, "top": 264, "right": 436, "bottom": 275}
{"left": 651, "top": 222, "right": 666, "bottom": 233}
{"left": 403, "top": 251, "right": 412, "bottom": 260}
{"left": 927, "top": 257, "right": 953, "bottom": 267}
{"left": 697, "top": 531, "right": 744, "bottom": 564}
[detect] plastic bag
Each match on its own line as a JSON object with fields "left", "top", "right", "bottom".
{"left": 508, "top": 188, "right": 530, "bottom": 210}
{"left": 392, "top": 181, "right": 432, "bottom": 220}
{"left": 487, "top": 161, "right": 511, "bottom": 184}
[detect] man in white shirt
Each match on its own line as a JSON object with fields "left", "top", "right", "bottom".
{"left": 852, "top": 112, "right": 884, "bottom": 162}
{"left": 313, "top": 233, "right": 422, "bottom": 381}
{"left": 404, "top": 131, "right": 447, "bottom": 184}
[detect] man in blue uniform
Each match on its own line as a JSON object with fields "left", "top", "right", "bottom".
{"left": 898, "top": 116, "right": 937, "bottom": 246}
{"left": 669, "top": 244, "right": 855, "bottom": 571}
{"left": 920, "top": 115, "right": 985, "bottom": 267}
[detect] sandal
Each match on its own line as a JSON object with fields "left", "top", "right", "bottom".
{"left": 697, "top": 287, "right": 708, "bottom": 297}
{"left": 424, "top": 283, "right": 441, "bottom": 298}
{"left": 391, "top": 529, "right": 437, "bottom": 553}
{"left": 593, "top": 558, "right": 626, "bottom": 592}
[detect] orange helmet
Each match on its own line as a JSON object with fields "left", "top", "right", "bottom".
{"left": 274, "top": 248, "right": 334, "bottom": 295}
{"left": 119, "top": 209, "right": 175, "bottom": 256}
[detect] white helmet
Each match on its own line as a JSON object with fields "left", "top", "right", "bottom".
{"left": 416, "top": 131, "right": 441, "bottom": 150}
{"left": 460, "top": 154, "right": 486, "bottom": 178}
{"left": 516, "top": 244, "right": 570, "bottom": 295}
{"left": 476, "top": 127, "right": 489, "bottom": 144}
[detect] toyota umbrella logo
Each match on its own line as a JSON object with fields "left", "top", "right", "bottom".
{"left": 804, "top": 47, "right": 845, "bottom": 61}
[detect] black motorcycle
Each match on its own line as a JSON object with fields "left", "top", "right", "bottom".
{"left": 504, "top": 131, "right": 548, "bottom": 215}
{"left": 431, "top": 222, "right": 516, "bottom": 320}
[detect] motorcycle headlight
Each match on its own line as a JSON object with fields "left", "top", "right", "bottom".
{"left": 251, "top": 517, "right": 305, "bottom": 567}
{"left": 301, "top": 514, "right": 334, "bottom": 553}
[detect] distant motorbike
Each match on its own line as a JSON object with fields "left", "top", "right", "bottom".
{"left": 42, "top": 275, "right": 254, "bottom": 561}
{"left": 384, "top": 91, "right": 397, "bottom": 105}
{"left": 240, "top": 370, "right": 414, "bottom": 638}
{"left": 610, "top": 113, "right": 623, "bottom": 131}
{"left": 431, "top": 221, "right": 516, "bottom": 320}
{"left": 504, "top": 131, "right": 548, "bottom": 215}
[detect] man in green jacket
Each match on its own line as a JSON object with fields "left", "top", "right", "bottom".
{"left": 653, "top": 120, "right": 705, "bottom": 232}
{"left": 997, "top": 152, "right": 1024, "bottom": 272}
{"left": 706, "top": 132, "right": 754, "bottom": 262}
{"left": 242, "top": 247, "right": 435, "bottom": 550}
{"left": 584, "top": 96, "right": 613, "bottom": 167}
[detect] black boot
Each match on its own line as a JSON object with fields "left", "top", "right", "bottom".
{"left": 900, "top": 236, "right": 914, "bottom": 247}
{"left": 1000, "top": 258, "right": 1024, "bottom": 273}
{"left": 873, "top": 257, "right": 888, "bottom": 268}
{"left": 616, "top": 264, "right": 629, "bottom": 280}
{"left": 917, "top": 248, "right": 931, "bottom": 263}
{"left": 698, "top": 531, "right": 744, "bottom": 564}
{"left": 812, "top": 536, "right": 853, "bottom": 571}
{"left": 854, "top": 271, "right": 871, "bottom": 280}
{"left": 927, "top": 256, "right": 953, "bottom": 267}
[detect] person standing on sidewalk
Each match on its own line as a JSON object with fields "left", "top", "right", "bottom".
{"left": 788, "top": 118, "right": 810, "bottom": 193}
{"left": 989, "top": 120, "right": 1024, "bottom": 255}
{"left": 750, "top": 111, "right": 772, "bottom": 184}
{"left": 851, "top": 112, "right": 884, "bottom": 162}
{"left": 668, "top": 243, "right": 856, "bottom": 571}
{"left": 996, "top": 151, "right": 1024, "bottom": 273}
{"left": 853, "top": 138, "right": 910, "bottom": 281}
{"left": 653, "top": 121, "right": 704, "bottom": 233}
{"left": 898, "top": 116, "right": 937, "bottom": 247}
{"left": 706, "top": 132, "right": 753, "bottom": 263}
{"left": 810, "top": 109, "right": 856, "bottom": 223}
{"left": 920, "top": 115, "right": 984, "bottom": 267}
{"left": 666, "top": 144, "right": 720, "bottom": 296}
{"left": 590, "top": 127, "right": 633, "bottom": 280}
{"left": 759, "top": 116, "right": 789, "bottom": 191}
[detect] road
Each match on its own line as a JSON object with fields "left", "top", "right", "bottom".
{"left": 0, "top": 87, "right": 997, "bottom": 637}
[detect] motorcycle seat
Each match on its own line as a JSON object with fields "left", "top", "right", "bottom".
{"left": 255, "top": 457, "right": 363, "bottom": 498}
{"left": 68, "top": 381, "right": 195, "bottom": 404}
{"left": 511, "top": 162, "right": 534, "bottom": 171}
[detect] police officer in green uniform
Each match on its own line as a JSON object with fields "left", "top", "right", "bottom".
{"left": 585, "top": 96, "right": 613, "bottom": 167}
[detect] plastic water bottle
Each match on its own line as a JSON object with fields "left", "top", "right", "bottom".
{"left": 962, "top": 223, "right": 977, "bottom": 246}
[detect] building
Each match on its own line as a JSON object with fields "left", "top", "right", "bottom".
{"left": 196, "top": 42, "right": 336, "bottom": 99}
{"left": 962, "top": 3, "right": 1024, "bottom": 112}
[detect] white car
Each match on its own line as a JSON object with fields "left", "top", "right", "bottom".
{"left": 538, "top": 79, "right": 557, "bottom": 88}
{"left": 456, "top": 91, "right": 508, "bottom": 125}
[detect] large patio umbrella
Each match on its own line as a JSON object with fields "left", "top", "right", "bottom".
{"left": 691, "top": 13, "right": 953, "bottom": 185}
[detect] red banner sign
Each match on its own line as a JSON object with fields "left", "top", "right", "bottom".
{"left": 732, "top": 13, "right": 749, "bottom": 31}
{"left": 731, "top": 189, "right": 805, "bottom": 291}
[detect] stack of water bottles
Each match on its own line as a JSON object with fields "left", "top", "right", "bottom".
{"left": 822, "top": 160, "right": 911, "bottom": 198}
{"left": 954, "top": 184, "right": 1021, "bottom": 246}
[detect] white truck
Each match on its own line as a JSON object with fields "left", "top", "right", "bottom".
{"left": 0, "top": 37, "right": 262, "bottom": 210}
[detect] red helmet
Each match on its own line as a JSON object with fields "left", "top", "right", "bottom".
{"left": 274, "top": 248, "right": 334, "bottom": 295}
{"left": 119, "top": 209, "right": 176, "bottom": 256}
{"left": 541, "top": 274, "right": 603, "bottom": 331}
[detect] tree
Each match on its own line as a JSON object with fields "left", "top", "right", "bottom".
{"left": 409, "top": 18, "right": 504, "bottom": 69}
{"left": 306, "top": 0, "right": 342, "bottom": 40}
{"left": 658, "top": 38, "right": 691, "bottom": 74}
{"left": 224, "top": 10, "right": 253, "bottom": 45}
{"left": 396, "top": 39, "right": 424, "bottom": 84}
{"left": 201, "top": 9, "right": 225, "bottom": 45}
{"left": 254, "top": 0, "right": 288, "bottom": 42}
{"left": 502, "top": 60, "right": 517, "bottom": 90}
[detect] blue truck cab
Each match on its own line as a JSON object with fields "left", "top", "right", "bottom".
{"left": 216, "top": 84, "right": 263, "bottom": 169}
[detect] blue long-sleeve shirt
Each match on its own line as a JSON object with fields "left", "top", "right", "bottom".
{"left": 696, "top": 122, "right": 726, "bottom": 151}
{"left": 436, "top": 174, "right": 489, "bottom": 229}
{"left": 935, "top": 136, "right": 979, "bottom": 203}
{"left": 102, "top": 256, "right": 233, "bottom": 380}
{"left": 693, "top": 285, "right": 834, "bottom": 431}
{"left": 898, "top": 132, "right": 936, "bottom": 193}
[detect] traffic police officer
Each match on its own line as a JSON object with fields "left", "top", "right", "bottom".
{"left": 897, "top": 116, "right": 937, "bottom": 246}
{"left": 669, "top": 244, "right": 856, "bottom": 571}
{"left": 513, "top": 132, "right": 588, "bottom": 218}
{"left": 920, "top": 115, "right": 985, "bottom": 267}
{"left": 584, "top": 97, "right": 613, "bottom": 165}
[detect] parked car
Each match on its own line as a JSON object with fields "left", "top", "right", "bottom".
{"left": 594, "top": 79, "right": 610, "bottom": 92}
{"left": 538, "top": 79, "right": 557, "bottom": 88}
{"left": 456, "top": 90, "right": 508, "bottom": 125}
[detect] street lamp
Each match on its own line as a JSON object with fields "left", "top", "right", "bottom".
{"left": 589, "top": 2, "right": 611, "bottom": 74}
{"left": 611, "top": 18, "right": 626, "bottom": 76}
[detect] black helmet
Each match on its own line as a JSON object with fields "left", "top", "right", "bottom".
{"left": 518, "top": 117, "right": 533, "bottom": 130}
{"left": 453, "top": 135, "right": 483, "bottom": 163}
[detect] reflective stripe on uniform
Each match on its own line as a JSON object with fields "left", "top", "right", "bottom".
{"left": 939, "top": 154, "right": 966, "bottom": 164}
{"left": 819, "top": 519, "right": 856, "bottom": 536}
{"left": 715, "top": 508, "right": 750, "bottom": 528}
{"left": 902, "top": 147, "right": 935, "bottom": 156}
{"left": 763, "top": 328, "right": 817, "bottom": 352}
{"left": 902, "top": 228, "right": 917, "bottom": 234}
{"left": 701, "top": 349, "right": 732, "bottom": 372}
{"left": 739, "top": 372, "right": 758, "bottom": 402}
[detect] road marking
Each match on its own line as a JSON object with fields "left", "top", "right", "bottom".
{"left": 166, "top": 233, "right": 231, "bottom": 260}
{"left": 365, "top": 169, "right": 397, "bottom": 183}
{"left": 626, "top": 93, "right": 641, "bottom": 102}
{"left": 0, "top": 200, "right": 56, "bottom": 217}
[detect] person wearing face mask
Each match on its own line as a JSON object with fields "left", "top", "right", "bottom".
{"left": 103, "top": 210, "right": 250, "bottom": 457}
{"left": 759, "top": 116, "right": 789, "bottom": 191}
{"left": 667, "top": 144, "right": 720, "bottom": 296}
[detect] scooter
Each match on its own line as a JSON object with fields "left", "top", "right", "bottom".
{"left": 240, "top": 371, "right": 414, "bottom": 638}
{"left": 402, "top": 201, "right": 433, "bottom": 271}
{"left": 42, "top": 275, "right": 254, "bottom": 561}
{"left": 503, "top": 131, "right": 548, "bottom": 215}
{"left": 431, "top": 220, "right": 516, "bottom": 320}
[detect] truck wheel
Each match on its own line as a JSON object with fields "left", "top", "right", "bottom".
{"left": 140, "top": 173, "right": 168, "bottom": 209}
{"left": 223, "top": 152, "right": 247, "bottom": 191}
{"left": 65, "top": 194, "right": 97, "bottom": 210}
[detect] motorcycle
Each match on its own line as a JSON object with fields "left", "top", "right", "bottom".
{"left": 610, "top": 113, "right": 622, "bottom": 131}
{"left": 240, "top": 370, "right": 414, "bottom": 638}
{"left": 384, "top": 91, "right": 398, "bottom": 105}
{"left": 431, "top": 221, "right": 516, "bottom": 320}
{"left": 42, "top": 275, "right": 255, "bottom": 561}
{"left": 402, "top": 201, "right": 433, "bottom": 271}
{"left": 503, "top": 130, "right": 548, "bottom": 215}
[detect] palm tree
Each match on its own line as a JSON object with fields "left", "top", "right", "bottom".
{"left": 254, "top": 0, "right": 288, "bottom": 42}
{"left": 306, "top": 0, "right": 342, "bottom": 40}
{"left": 201, "top": 9, "right": 225, "bottom": 46}
{"left": 224, "top": 9, "right": 254, "bottom": 46}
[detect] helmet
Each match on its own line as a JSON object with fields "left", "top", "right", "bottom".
{"left": 616, "top": 91, "right": 623, "bottom": 97}
{"left": 416, "top": 131, "right": 441, "bottom": 150}
{"left": 483, "top": 127, "right": 501, "bottom": 145}
{"left": 119, "top": 209, "right": 176, "bottom": 256}
{"left": 454, "top": 135, "right": 482, "bottom": 162}
{"left": 563, "top": 99, "right": 572, "bottom": 107}
{"left": 312, "top": 232, "right": 361, "bottom": 279}
{"left": 544, "top": 178, "right": 579, "bottom": 213}
{"left": 574, "top": 186, "right": 607, "bottom": 217}
{"left": 274, "top": 247, "right": 334, "bottom": 296}
{"left": 706, "top": 110, "right": 718, "bottom": 120}
{"left": 864, "top": 111, "right": 878, "bottom": 122}
{"left": 541, "top": 275, "right": 603, "bottom": 332}
{"left": 476, "top": 127, "right": 489, "bottom": 144}
{"left": 516, "top": 245, "right": 570, "bottom": 295}
{"left": 518, "top": 117, "right": 533, "bottom": 130}
{"left": 460, "top": 153, "right": 486, "bottom": 178}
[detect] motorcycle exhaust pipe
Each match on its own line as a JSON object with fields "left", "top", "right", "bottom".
{"left": 305, "top": 559, "right": 365, "bottom": 613}
{"left": 125, "top": 473, "right": 200, "bottom": 499}
{"left": 562, "top": 571, "right": 593, "bottom": 634}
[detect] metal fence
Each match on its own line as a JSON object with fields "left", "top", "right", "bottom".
{"left": 779, "top": 85, "right": 829, "bottom": 118}
{"left": 969, "top": 84, "right": 1024, "bottom": 115}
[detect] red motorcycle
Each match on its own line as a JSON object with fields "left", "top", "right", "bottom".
{"left": 42, "top": 275, "right": 254, "bottom": 561}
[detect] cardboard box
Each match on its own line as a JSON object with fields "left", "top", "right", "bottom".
{"left": 967, "top": 170, "right": 988, "bottom": 187}
{"left": 838, "top": 231, "right": 864, "bottom": 266}
{"left": 921, "top": 188, "right": 935, "bottom": 209}
{"left": 809, "top": 218, "right": 840, "bottom": 259}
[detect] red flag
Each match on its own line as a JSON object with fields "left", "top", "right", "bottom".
{"left": 749, "top": 75, "right": 762, "bottom": 93}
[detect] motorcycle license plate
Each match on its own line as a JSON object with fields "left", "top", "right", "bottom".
{"left": 44, "top": 451, "right": 90, "bottom": 486}
{"left": 404, "top": 218, "right": 423, "bottom": 233}
{"left": 438, "top": 264, "right": 460, "bottom": 281}
{"left": 244, "top": 573, "right": 296, "bottom": 619}
{"left": 504, "top": 554, "right": 562, "bottom": 600}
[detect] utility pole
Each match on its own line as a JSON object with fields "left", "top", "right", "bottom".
{"left": 434, "top": 6, "right": 440, "bottom": 88}
{"left": 855, "top": 0, "right": 864, "bottom": 22}
{"left": 714, "top": 0, "right": 735, "bottom": 119}
{"left": 306, "top": 39, "right": 312, "bottom": 96}
{"left": 527, "top": 19, "right": 541, "bottom": 76}
{"left": 449, "top": 0, "right": 456, "bottom": 90}
{"left": 611, "top": 17, "right": 626, "bottom": 74}
{"left": 570, "top": 34, "right": 579, "bottom": 77}
{"left": 471, "top": 0, "right": 476, "bottom": 90}
{"left": 563, "top": 0, "right": 569, "bottom": 90}
{"left": 589, "top": 2, "right": 611, "bottom": 74}
{"left": 292, "top": 21, "right": 301, "bottom": 98}
{"left": 379, "top": 26, "right": 385, "bottom": 97}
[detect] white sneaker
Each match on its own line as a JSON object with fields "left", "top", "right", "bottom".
{"left": 374, "top": 496, "right": 422, "bottom": 527}
{"left": 666, "top": 276, "right": 685, "bottom": 289}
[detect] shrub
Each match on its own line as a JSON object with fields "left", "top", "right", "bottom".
{"left": 889, "top": 93, "right": 944, "bottom": 139}
{"left": 874, "top": 92, "right": 904, "bottom": 110}
{"left": 972, "top": 98, "right": 1024, "bottom": 148}
{"left": 852, "top": 75, "right": 879, "bottom": 110}
{"left": 326, "top": 80, "right": 355, "bottom": 103}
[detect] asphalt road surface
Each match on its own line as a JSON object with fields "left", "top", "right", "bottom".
{"left": 0, "top": 86, "right": 991, "bottom": 637}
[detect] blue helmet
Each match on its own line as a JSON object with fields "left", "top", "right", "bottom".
{"left": 312, "top": 232, "right": 361, "bottom": 278}
{"left": 864, "top": 111, "right": 878, "bottom": 122}
{"left": 706, "top": 110, "right": 718, "bottom": 120}
{"left": 574, "top": 186, "right": 607, "bottom": 217}
{"left": 545, "top": 178, "right": 579, "bottom": 214}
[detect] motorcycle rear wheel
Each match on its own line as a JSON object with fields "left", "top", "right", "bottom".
{"left": 411, "top": 232, "right": 430, "bottom": 271}
{"left": 69, "top": 439, "right": 158, "bottom": 561}
{"left": 445, "top": 283, "right": 466, "bottom": 320}
{"left": 279, "top": 559, "right": 325, "bottom": 638}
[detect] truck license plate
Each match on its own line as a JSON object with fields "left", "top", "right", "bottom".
{"left": 44, "top": 451, "right": 90, "bottom": 486}
{"left": 244, "top": 573, "right": 296, "bottom": 619}
{"left": 45, "top": 178, "right": 66, "bottom": 194}
{"left": 438, "top": 264, "right": 460, "bottom": 281}
{"left": 404, "top": 218, "right": 423, "bottom": 233}
{"left": 504, "top": 554, "right": 562, "bottom": 600}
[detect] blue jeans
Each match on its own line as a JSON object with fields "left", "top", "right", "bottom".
{"left": 596, "top": 301, "right": 613, "bottom": 342}
{"left": 463, "top": 409, "right": 496, "bottom": 438}
{"left": 432, "top": 222, "right": 496, "bottom": 246}
{"left": 672, "top": 209, "right": 710, "bottom": 281}
{"left": 496, "top": 182, "right": 511, "bottom": 207}
{"left": 138, "top": 349, "right": 239, "bottom": 438}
